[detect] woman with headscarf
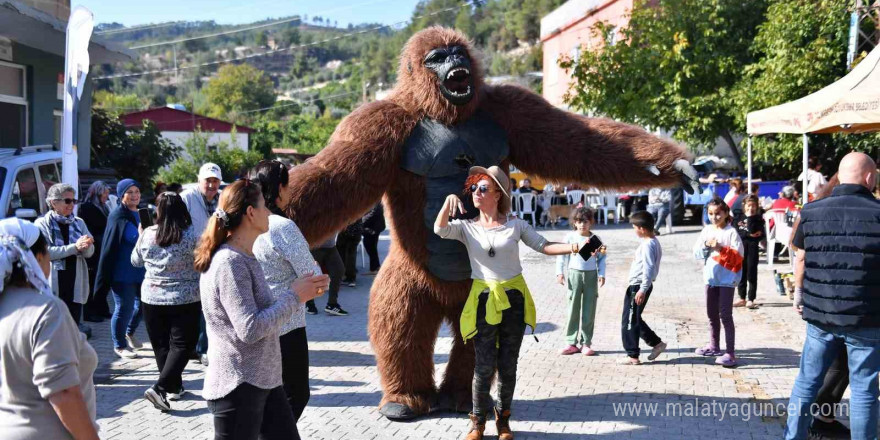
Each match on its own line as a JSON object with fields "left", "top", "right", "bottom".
{"left": 0, "top": 218, "right": 99, "bottom": 440}
{"left": 79, "top": 181, "right": 112, "bottom": 322}
{"left": 34, "top": 183, "right": 95, "bottom": 325}
{"left": 95, "top": 179, "right": 147, "bottom": 359}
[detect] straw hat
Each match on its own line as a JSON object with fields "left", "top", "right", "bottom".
{"left": 469, "top": 166, "right": 511, "bottom": 214}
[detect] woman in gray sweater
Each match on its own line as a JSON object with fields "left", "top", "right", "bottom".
{"left": 131, "top": 192, "right": 201, "bottom": 412}
{"left": 193, "top": 180, "right": 328, "bottom": 440}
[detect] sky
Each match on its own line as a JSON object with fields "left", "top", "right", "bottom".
{"left": 77, "top": 0, "right": 424, "bottom": 28}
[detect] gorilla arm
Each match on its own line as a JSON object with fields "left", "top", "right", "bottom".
{"left": 481, "top": 84, "right": 697, "bottom": 192}
{"left": 285, "top": 100, "right": 418, "bottom": 245}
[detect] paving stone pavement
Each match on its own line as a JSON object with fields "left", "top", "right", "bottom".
{"left": 91, "top": 224, "right": 827, "bottom": 440}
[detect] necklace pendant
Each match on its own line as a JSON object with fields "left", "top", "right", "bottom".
{"left": 488, "top": 248, "right": 495, "bottom": 257}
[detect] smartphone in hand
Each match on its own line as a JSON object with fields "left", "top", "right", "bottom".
{"left": 578, "top": 235, "right": 603, "bottom": 260}
{"left": 138, "top": 208, "right": 154, "bottom": 228}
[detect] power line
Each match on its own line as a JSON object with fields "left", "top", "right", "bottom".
{"left": 94, "top": 2, "right": 469, "bottom": 80}
{"left": 127, "top": 0, "right": 401, "bottom": 50}
{"left": 96, "top": 21, "right": 186, "bottom": 36}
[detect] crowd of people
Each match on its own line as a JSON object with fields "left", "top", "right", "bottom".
{"left": 0, "top": 151, "right": 877, "bottom": 440}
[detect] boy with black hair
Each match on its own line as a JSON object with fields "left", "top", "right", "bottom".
{"left": 733, "top": 195, "right": 765, "bottom": 309}
{"left": 621, "top": 211, "right": 666, "bottom": 365}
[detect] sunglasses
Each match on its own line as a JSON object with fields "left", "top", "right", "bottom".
{"left": 55, "top": 198, "right": 78, "bottom": 205}
{"left": 470, "top": 184, "right": 493, "bottom": 194}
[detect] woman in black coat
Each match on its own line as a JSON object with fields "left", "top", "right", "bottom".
{"left": 79, "top": 181, "right": 111, "bottom": 322}
{"left": 361, "top": 202, "right": 385, "bottom": 275}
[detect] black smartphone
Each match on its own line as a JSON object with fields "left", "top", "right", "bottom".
{"left": 578, "top": 235, "right": 603, "bottom": 260}
{"left": 138, "top": 208, "right": 153, "bottom": 228}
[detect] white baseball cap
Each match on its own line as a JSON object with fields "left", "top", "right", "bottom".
{"left": 198, "top": 163, "right": 223, "bottom": 182}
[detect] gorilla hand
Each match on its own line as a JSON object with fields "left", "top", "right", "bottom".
{"left": 674, "top": 159, "right": 700, "bottom": 194}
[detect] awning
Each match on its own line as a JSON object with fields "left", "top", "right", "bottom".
{"left": 747, "top": 45, "right": 880, "bottom": 135}
{"left": 0, "top": 0, "right": 134, "bottom": 64}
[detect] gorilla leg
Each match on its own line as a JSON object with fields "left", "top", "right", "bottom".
{"left": 436, "top": 308, "right": 475, "bottom": 414}
{"left": 369, "top": 256, "right": 444, "bottom": 420}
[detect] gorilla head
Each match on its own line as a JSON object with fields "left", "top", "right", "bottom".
{"left": 391, "top": 27, "right": 484, "bottom": 125}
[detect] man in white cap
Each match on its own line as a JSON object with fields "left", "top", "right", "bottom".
{"left": 180, "top": 162, "right": 222, "bottom": 366}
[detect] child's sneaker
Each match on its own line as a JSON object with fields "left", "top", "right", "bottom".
{"left": 619, "top": 357, "right": 641, "bottom": 365}
{"left": 732, "top": 299, "right": 746, "bottom": 307}
{"left": 582, "top": 346, "right": 596, "bottom": 356}
{"left": 647, "top": 341, "right": 667, "bottom": 361}
{"left": 746, "top": 301, "right": 758, "bottom": 309}
{"left": 715, "top": 353, "right": 738, "bottom": 368}
{"left": 560, "top": 345, "right": 580, "bottom": 355}
{"left": 695, "top": 345, "right": 723, "bottom": 356}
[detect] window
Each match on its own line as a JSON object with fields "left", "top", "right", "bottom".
{"left": 8, "top": 168, "right": 40, "bottom": 217}
{"left": 53, "top": 110, "right": 62, "bottom": 148}
{"left": 38, "top": 163, "right": 60, "bottom": 194}
{"left": 569, "top": 45, "right": 582, "bottom": 63}
{"left": 0, "top": 61, "right": 27, "bottom": 149}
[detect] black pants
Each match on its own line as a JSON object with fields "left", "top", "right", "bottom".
{"left": 362, "top": 233, "right": 381, "bottom": 271}
{"left": 335, "top": 235, "right": 360, "bottom": 282}
{"left": 280, "top": 327, "right": 310, "bottom": 422}
{"left": 207, "top": 383, "right": 300, "bottom": 440}
{"left": 307, "top": 247, "right": 343, "bottom": 307}
{"left": 142, "top": 302, "right": 200, "bottom": 392}
{"left": 621, "top": 285, "right": 661, "bottom": 358}
{"left": 738, "top": 241, "right": 760, "bottom": 301}
{"left": 472, "top": 289, "right": 526, "bottom": 421}
{"left": 57, "top": 269, "right": 82, "bottom": 324}
{"left": 815, "top": 348, "right": 849, "bottom": 418}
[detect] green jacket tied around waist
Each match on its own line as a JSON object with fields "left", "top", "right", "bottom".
{"left": 460, "top": 274, "right": 536, "bottom": 342}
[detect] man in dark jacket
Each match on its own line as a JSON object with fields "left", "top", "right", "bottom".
{"left": 784, "top": 152, "right": 880, "bottom": 440}
{"left": 362, "top": 202, "right": 386, "bottom": 275}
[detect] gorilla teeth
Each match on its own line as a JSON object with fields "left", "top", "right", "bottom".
{"left": 448, "top": 86, "right": 472, "bottom": 97}
{"left": 446, "top": 68, "right": 470, "bottom": 80}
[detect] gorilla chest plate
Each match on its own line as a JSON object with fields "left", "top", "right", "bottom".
{"left": 400, "top": 111, "right": 509, "bottom": 281}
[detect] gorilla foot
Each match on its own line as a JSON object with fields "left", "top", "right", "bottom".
{"left": 379, "top": 393, "right": 431, "bottom": 421}
{"left": 431, "top": 387, "right": 472, "bottom": 414}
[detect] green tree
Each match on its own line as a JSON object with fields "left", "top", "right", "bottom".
{"left": 157, "top": 129, "right": 263, "bottom": 183}
{"left": 732, "top": 0, "right": 879, "bottom": 177}
{"left": 90, "top": 109, "right": 178, "bottom": 186}
{"left": 561, "top": 0, "right": 769, "bottom": 169}
{"left": 250, "top": 113, "right": 341, "bottom": 157}
{"left": 92, "top": 90, "right": 149, "bottom": 114}
{"left": 201, "top": 64, "right": 276, "bottom": 123}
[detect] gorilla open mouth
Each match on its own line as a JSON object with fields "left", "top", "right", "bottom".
{"left": 440, "top": 67, "right": 473, "bottom": 105}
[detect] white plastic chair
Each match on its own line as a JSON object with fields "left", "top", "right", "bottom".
{"left": 518, "top": 193, "right": 538, "bottom": 227}
{"left": 566, "top": 190, "right": 586, "bottom": 206}
{"left": 597, "top": 194, "right": 619, "bottom": 225}
{"left": 764, "top": 209, "right": 792, "bottom": 266}
{"left": 538, "top": 192, "right": 552, "bottom": 226}
{"left": 357, "top": 241, "right": 367, "bottom": 268}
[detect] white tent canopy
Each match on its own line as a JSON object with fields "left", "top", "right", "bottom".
{"left": 745, "top": 44, "right": 880, "bottom": 203}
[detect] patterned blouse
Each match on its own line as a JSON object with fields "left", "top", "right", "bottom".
{"left": 253, "top": 215, "right": 316, "bottom": 334}
{"left": 200, "top": 245, "right": 297, "bottom": 400}
{"left": 131, "top": 225, "right": 200, "bottom": 306}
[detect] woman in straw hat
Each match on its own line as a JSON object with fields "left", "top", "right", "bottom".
{"left": 434, "top": 166, "right": 585, "bottom": 440}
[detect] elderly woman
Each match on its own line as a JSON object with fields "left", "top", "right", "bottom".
{"left": 34, "top": 183, "right": 95, "bottom": 325}
{"left": 95, "top": 179, "right": 147, "bottom": 359}
{"left": 434, "top": 166, "right": 579, "bottom": 440}
{"left": 79, "top": 181, "right": 112, "bottom": 322}
{"left": 0, "top": 218, "right": 99, "bottom": 440}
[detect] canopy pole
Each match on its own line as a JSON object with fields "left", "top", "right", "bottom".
{"left": 747, "top": 136, "right": 753, "bottom": 194}
{"left": 802, "top": 134, "right": 809, "bottom": 205}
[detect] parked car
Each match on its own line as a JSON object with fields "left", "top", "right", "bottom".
{"left": 0, "top": 146, "right": 63, "bottom": 220}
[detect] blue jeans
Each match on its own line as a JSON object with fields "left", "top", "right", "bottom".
{"left": 111, "top": 283, "right": 142, "bottom": 349}
{"left": 646, "top": 204, "right": 669, "bottom": 232}
{"left": 196, "top": 311, "right": 208, "bottom": 355}
{"left": 785, "top": 322, "right": 880, "bottom": 440}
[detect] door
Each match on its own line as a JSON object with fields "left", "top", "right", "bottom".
{"left": 6, "top": 167, "right": 41, "bottom": 218}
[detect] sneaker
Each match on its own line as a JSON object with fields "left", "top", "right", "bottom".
{"left": 126, "top": 333, "right": 143, "bottom": 350}
{"left": 746, "top": 301, "right": 758, "bottom": 309}
{"left": 114, "top": 347, "right": 138, "bottom": 359}
{"left": 715, "top": 353, "right": 738, "bottom": 368}
{"left": 619, "top": 357, "right": 641, "bottom": 365}
{"left": 647, "top": 341, "right": 667, "bottom": 361}
{"left": 810, "top": 418, "right": 850, "bottom": 438}
{"left": 560, "top": 345, "right": 580, "bottom": 355}
{"left": 199, "top": 354, "right": 209, "bottom": 367}
{"left": 695, "top": 345, "right": 723, "bottom": 357}
{"left": 325, "top": 304, "right": 349, "bottom": 316}
{"left": 732, "top": 299, "right": 747, "bottom": 308}
{"left": 347, "top": 281, "right": 357, "bottom": 288}
{"left": 306, "top": 303, "right": 318, "bottom": 315}
{"left": 582, "top": 346, "right": 596, "bottom": 356}
{"left": 144, "top": 386, "right": 171, "bottom": 412}
{"left": 167, "top": 386, "right": 186, "bottom": 401}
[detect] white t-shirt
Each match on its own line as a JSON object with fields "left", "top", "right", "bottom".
{"left": 797, "top": 169, "right": 827, "bottom": 194}
{"left": 435, "top": 218, "right": 548, "bottom": 281}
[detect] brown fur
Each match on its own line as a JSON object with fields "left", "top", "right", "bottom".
{"left": 285, "top": 27, "right": 693, "bottom": 419}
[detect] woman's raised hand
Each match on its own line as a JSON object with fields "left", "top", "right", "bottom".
{"left": 445, "top": 194, "right": 466, "bottom": 216}
{"left": 291, "top": 273, "right": 331, "bottom": 303}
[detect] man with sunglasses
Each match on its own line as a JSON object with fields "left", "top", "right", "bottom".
{"left": 34, "top": 183, "right": 95, "bottom": 327}
{"left": 180, "top": 162, "right": 224, "bottom": 366}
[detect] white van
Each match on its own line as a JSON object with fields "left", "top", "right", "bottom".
{"left": 0, "top": 146, "right": 63, "bottom": 220}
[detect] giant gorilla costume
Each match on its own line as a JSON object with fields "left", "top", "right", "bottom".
{"left": 286, "top": 27, "right": 698, "bottom": 420}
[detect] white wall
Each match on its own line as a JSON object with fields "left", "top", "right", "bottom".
{"left": 161, "top": 131, "right": 249, "bottom": 160}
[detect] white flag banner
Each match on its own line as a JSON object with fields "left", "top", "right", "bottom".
{"left": 61, "top": 5, "right": 94, "bottom": 198}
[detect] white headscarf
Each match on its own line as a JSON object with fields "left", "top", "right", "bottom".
{"left": 0, "top": 218, "right": 52, "bottom": 296}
